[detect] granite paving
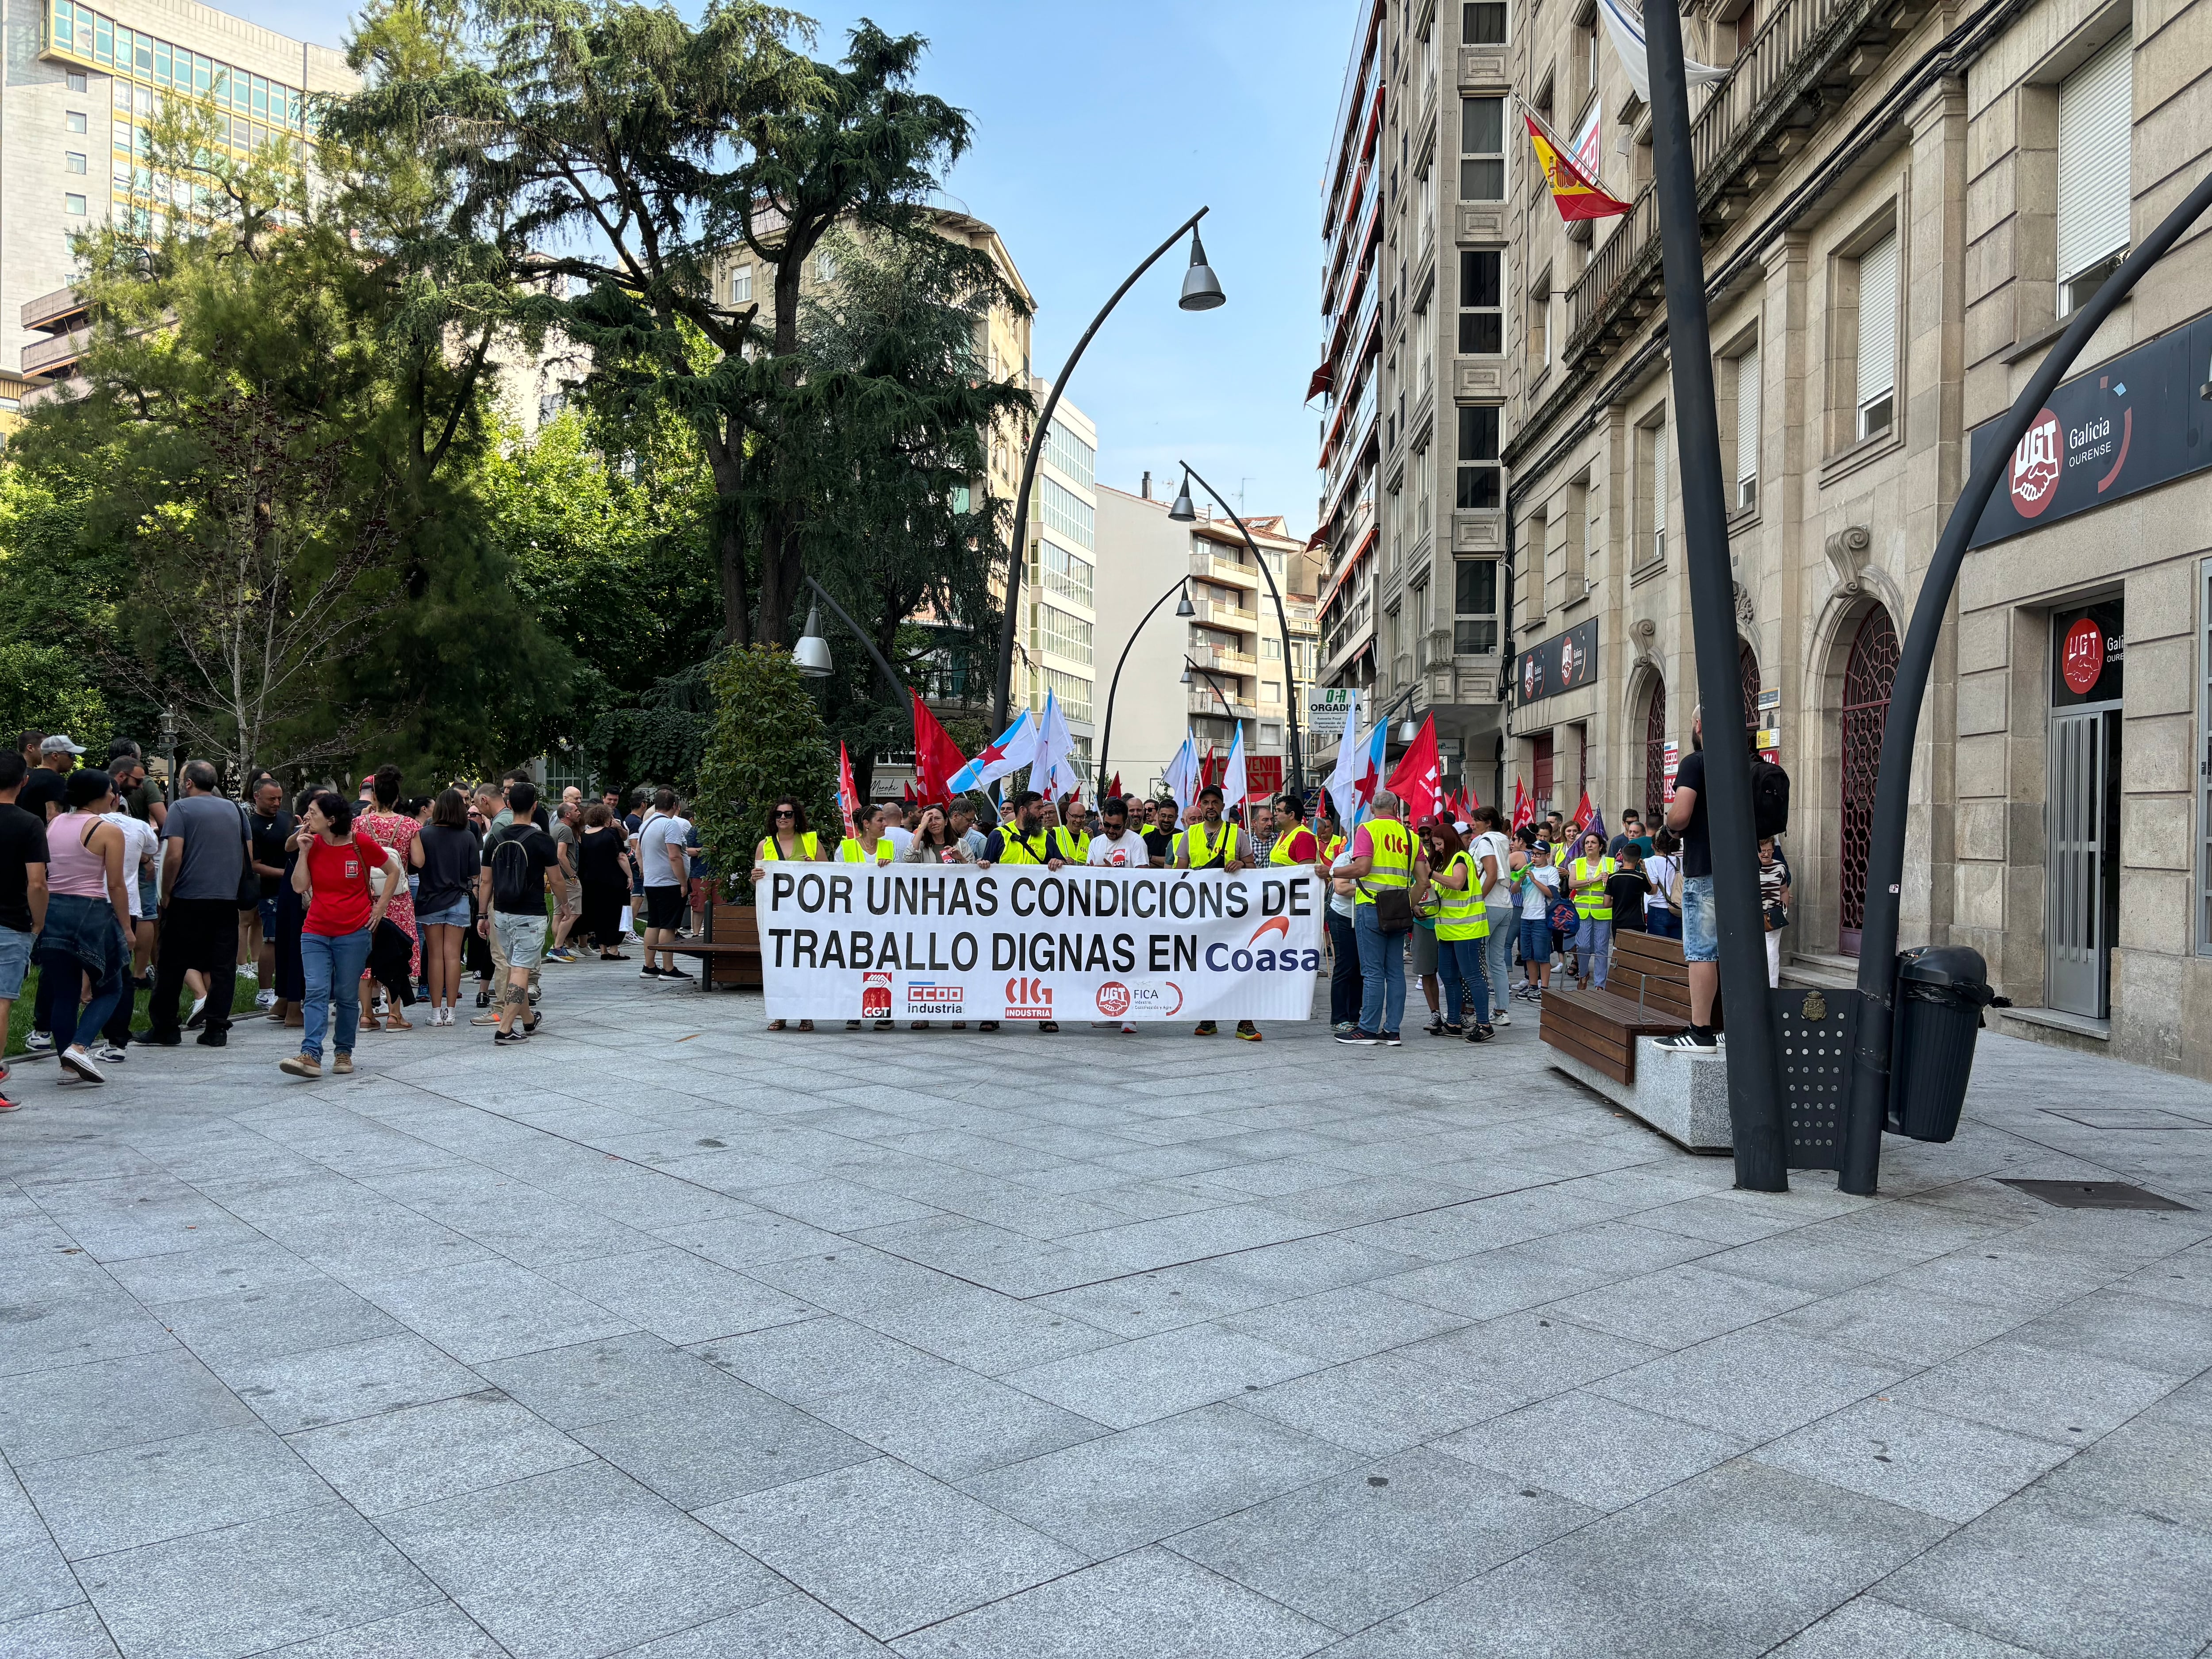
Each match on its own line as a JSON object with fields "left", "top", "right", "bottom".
{"left": 2, "top": 965, "right": 2209, "bottom": 1656}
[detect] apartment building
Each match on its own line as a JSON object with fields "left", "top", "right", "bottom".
{"left": 1095, "top": 482, "right": 1320, "bottom": 799}
{"left": 1310, "top": 0, "right": 1513, "bottom": 808}
{"left": 1023, "top": 391, "right": 1099, "bottom": 762}
{"left": 1498, "top": 0, "right": 2212, "bottom": 1077}
{"left": 7, "top": 0, "right": 351, "bottom": 409}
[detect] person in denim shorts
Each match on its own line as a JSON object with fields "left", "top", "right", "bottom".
{"left": 1658, "top": 708, "right": 1720, "bottom": 1050}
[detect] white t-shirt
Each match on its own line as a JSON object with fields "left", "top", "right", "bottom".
{"left": 1086, "top": 830, "right": 1146, "bottom": 868}
{"left": 1520, "top": 862, "right": 1561, "bottom": 920}
{"left": 103, "top": 810, "right": 158, "bottom": 918}
{"left": 1471, "top": 831, "right": 1513, "bottom": 907}
{"left": 883, "top": 826, "right": 915, "bottom": 858}
{"left": 1646, "top": 853, "right": 1679, "bottom": 911}
{"left": 637, "top": 814, "right": 691, "bottom": 888}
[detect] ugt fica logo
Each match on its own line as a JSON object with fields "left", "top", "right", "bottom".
{"left": 1095, "top": 981, "right": 1131, "bottom": 1018}
{"left": 1003, "top": 976, "right": 1052, "bottom": 1020}
{"left": 2010, "top": 408, "right": 2062, "bottom": 517}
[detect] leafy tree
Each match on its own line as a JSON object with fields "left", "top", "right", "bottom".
{"left": 695, "top": 645, "right": 834, "bottom": 898}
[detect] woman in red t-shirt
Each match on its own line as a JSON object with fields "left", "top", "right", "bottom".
{"left": 279, "top": 791, "right": 400, "bottom": 1081}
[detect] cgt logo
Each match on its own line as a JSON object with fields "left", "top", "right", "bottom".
{"left": 2010, "top": 408, "right": 2063, "bottom": 517}
{"left": 1004, "top": 976, "right": 1053, "bottom": 1020}
{"left": 860, "top": 971, "right": 892, "bottom": 1020}
{"left": 907, "top": 981, "right": 964, "bottom": 1015}
{"left": 1096, "top": 981, "right": 1131, "bottom": 1018}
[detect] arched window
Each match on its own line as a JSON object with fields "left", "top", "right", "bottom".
{"left": 1740, "top": 641, "right": 1761, "bottom": 730}
{"left": 1644, "top": 676, "right": 1667, "bottom": 821}
{"left": 1839, "top": 607, "right": 1899, "bottom": 954}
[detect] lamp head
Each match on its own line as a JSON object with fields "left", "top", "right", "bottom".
{"left": 1397, "top": 714, "right": 1418, "bottom": 743}
{"left": 1168, "top": 473, "right": 1196, "bottom": 522}
{"left": 1174, "top": 583, "right": 1195, "bottom": 618}
{"left": 1178, "top": 231, "right": 1226, "bottom": 311}
{"left": 793, "top": 603, "right": 833, "bottom": 677}
{"left": 1180, "top": 663, "right": 1193, "bottom": 685}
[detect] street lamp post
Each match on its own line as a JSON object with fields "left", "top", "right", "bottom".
{"left": 1171, "top": 463, "right": 1306, "bottom": 793}
{"left": 992, "top": 211, "right": 1225, "bottom": 733}
{"left": 792, "top": 574, "right": 909, "bottom": 701}
{"left": 1095, "top": 575, "right": 1195, "bottom": 799}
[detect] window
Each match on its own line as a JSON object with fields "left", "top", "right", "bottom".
{"left": 65, "top": 152, "right": 86, "bottom": 174}
{"left": 1038, "top": 603, "right": 1094, "bottom": 665}
{"left": 1262, "top": 723, "right": 1284, "bottom": 748}
{"left": 1641, "top": 416, "right": 1668, "bottom": 563}
{"left": 1529, "top": 269, "right": 1552, "bottom": 368}
{"left": 814, "top": 249, "right": 837, "bottom": 283}
{"left": 1455, "top": 559, "right": 1499, "bottom": 654}
{"left": 1043, "top": 418, "right": 1095, "bottom": 491}
{"left": 66, "top": 111, "right": 86, "bottom": 134}
{"left": 1855, "top": 230, "right": 1898, "bottom": 439}
{"left": 538, "top": 392, "right": 565, "bottom": 426}
{"left": 1734, "top": 340, "right": 1760, "bottom": 509}
{"left": 1042, "top": 667, "right": 1092, "bottom": 723}
{"left": 1262, "top": 681, "right": 1282, "bottom": 703}
{"left": 1417, "top": 164, "right": 1434, "bottom": 247}
{"left": 64, "top": 193, "right": 86, "bottom": 215}
{"left": 729, "top": 264, "right": 752, "bottom": 303}
{"left": 1459, "top": 96, "right": 1505, "bottom": 200}
{"left": 2201, "top": 559, "right": 2212, "bottom": 951}
{"left": 1456, "top": 405, "right": 1501, "bottom": 509}
{"left": 951, "top": 483, "right": 972, "bottom": 515}
{"left": 2057, "top": 31, "right": 2133, "bottom": 315}
{"left": 1582, "top": 19, "right": 1600, "bottom": 102}
{"left": 1463, "top": 0, "right": 1507, "bottom": 42}
{"left": 1458, "top": 250, "right": 1502, "bottom": 353}
{"left": 66, "top": 70, "right": 87, "bottom": 92}
{"left": 1037, "top": 475, "right": 1094, "bottom": 549}
{"left": 1041, "top": 541, "right": 1094, "bottom": 608}
{"left": 1263, "top": 636, "right": 1282, "bottom": 659}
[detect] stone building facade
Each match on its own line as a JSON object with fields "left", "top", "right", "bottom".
{"left": 1495, "top": 0, "right": 2212, "bottom": 1076}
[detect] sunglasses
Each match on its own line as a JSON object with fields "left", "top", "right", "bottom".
{"left": 773, "top": 809, "right": 795, "bottom": 819}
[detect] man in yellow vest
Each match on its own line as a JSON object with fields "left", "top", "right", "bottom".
{"left": 1049, "top": 793, "right": 1090, "bottom": 865}
{"left": 1267, "top": 794, "right": 1321, "bottom": 870}
{"left": 1566, "top": 828, "right": 1616, "bottom": 989}
{"left": 975, "top": 790, "right": 1061, "bottom": 1034}
{"left": 1337, "top": 789, "right": 1424, "bottom": 1046}
{"left": 1175, "top": 784, "right": 1259, "bottom": 1041}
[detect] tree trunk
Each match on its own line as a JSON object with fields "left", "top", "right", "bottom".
{"left": 704, "top": 430, "right": 751, "bottom": 646}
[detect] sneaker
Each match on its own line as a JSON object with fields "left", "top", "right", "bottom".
{"left": 1380, "top": 1030, "right": 1403, "bottom": 1046}
{"left": 88, "top": 1042, "right": 127, "bottom": 1065}
{"left": 1494, "top": 1009, "right": 1511, "bottom": 1027}
{"left": 185, "top": 997, "right": 207, "bottom": 1030}
{"left": 640, "top": 964, "right": 663, "bottom": 979}
{"left": 494, "top": 1029, "right": 528, "bottom": 1045}
{"left": 254, "top": 989, "right": 277, "bottom": 1009}
{"left": 1037, "top": 1021, "right": 1060, "bottom": 1033}
{"left": 1654, "top": 1026, "right": 1719, "bottom": 1052}
{"left": 0, "top": 1091, "right": 20, "bottom": 1111}
{"left": 1194, "top": 1021, "right": 1218, "bottom": 1036}
{"left": 1121, "top": 1023, "right": 1138, "bottom": 1035}
{"left": 977, "top": 1021, "right": 999, "bottom": 1033}
{"left": 58, "top": 1045, "right": 104, "bottom": 1083}
{"left": 661, "top": 965, "right": 694, "bottom": 981}
{"left": 1334, "top": 1029, "right": 1379, "bottom": 1045}
{"left": 470, "top": 1010, "right": 503, "bottom": 1026}
{"left": 546, "top": 947, "right": 575, "bottom": 964}
{"left": 196, "top": 1030, "right": 226, "bottom": 1048}
{"left": 279, "top": 1054, "right": 321, "bottom": 1079}
{"left": 23, "top": 1031, "right": 51, "bottom": 1056}
{"left": 137, "top": 1029, "right": 183, "bottom": 1047}
{"left": 1467, "top": 1024, "right": 1495, "bottom": 1043}
{"left": 1333, "top": 1021, "right": 1355, "bottom": 1037}
{"left": 1235, "top": 1021, "right": 1262, "bottom": 1042}
{"left": 332, "top": 1053, "right": 353, "bottom": 1074}
{"left": 476, "top": 988, "right": 492, "bottom": 1008}
{"left": 236, "top": 964, "right": 258, "bottom": 979}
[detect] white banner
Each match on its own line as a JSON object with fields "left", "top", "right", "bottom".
{"left": 757, "top": 865, "right": 1326, "bottom": 1023}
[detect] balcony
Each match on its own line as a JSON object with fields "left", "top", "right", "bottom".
{"left": 21, "top": 284, "right": 85, "bottom": 334}
{"left": 1188, "top": 595, "right": 1255, "bottom": 630}
{"left": 1188, "top": 687, "right": 1256, "bottom": 721}
{"left": 22, "top": 327, "right": 88, "bottom": 380}
{"left": 1190, "top": 551, "right": 1259, "bottom": 591}
{"left": 1192, "top": 643, "right": 1258, "bottom": 676}
{"left": 1545, "top": 0, "right": 1931, "bottom": 422}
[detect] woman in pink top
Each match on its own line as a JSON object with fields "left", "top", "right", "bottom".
{"left": 32, "top": 768, "right": 133, "bottom": 1084}
{"left": 353, "top": 763, "right": 420, "bottom": 1029}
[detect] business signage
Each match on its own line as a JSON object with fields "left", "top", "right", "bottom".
{"left": 1306, "top": 687, "right": 1356, "bottom": 738}
{"left": 1514, "top": 619, "right": 1598, "bottom": 705}
{"left": 2050, "top": 599, "right": 2124, "bottom": 708}
{"left": 1970, "top": 311, "right": 2212, "bottom": 548}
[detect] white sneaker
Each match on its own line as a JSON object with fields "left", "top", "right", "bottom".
{"left": 88, "top": 1041, "right": 127, "bottom": 1065}
{"left": 1494, "top": 1009, "right": 1511, "bottom": 1026}
{"left": 59, "top": 1045, "right": 104, "bottom": 1083}
{"left": 1121, "top": 1023, "right": 1138, "bottom": 1035}
{"left": 24, "top": 1031, "right": 52, "bottom": 1056}
{"left": 236, "top": 964, "right": 258, "bottom": 979}
{"left": 254, "top": 989, "right": 277, "bottom": 1009}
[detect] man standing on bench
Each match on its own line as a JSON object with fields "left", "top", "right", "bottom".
{"left": 1656, "top": 707, "right": 1717, "bottom": 1051}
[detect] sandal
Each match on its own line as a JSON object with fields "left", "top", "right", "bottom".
{"left": 797, "top": 1020, "right": 814, "bottom": 1032}
{"left": 769, "top": 1019, "right": 787, "bottom": 1031}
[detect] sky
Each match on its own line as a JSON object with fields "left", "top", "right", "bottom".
{"left": 230, "top": 0, "right": 1357, "bottom": 538}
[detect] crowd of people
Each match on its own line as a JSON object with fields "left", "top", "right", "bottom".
{"left": 0, "top": 733, "right": 711, "bottom": 1106}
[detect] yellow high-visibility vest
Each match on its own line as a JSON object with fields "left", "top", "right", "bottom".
{"left": 758, "top": 831, "right": 820, "bottom": 862}
{"left": 991, "top": 828, "right": 1051, "bottom": 866}
{"left": 1437, "top": 851, "right": 1492, "bottom": 941}
{"left": 1571, "top": 855, "right": 1617, "bottom": 920}
{"left": 1355, "top": 818, "right": 1413, "bottom": 903}
{"left": 1269, "top": 826, "right": 1316, "bottom": 866}
{"left": 1184, "top": 821, "right": 1241, "bottom": 869}
{"left": 837, "top": 837, "right": 894, "bottom": 864}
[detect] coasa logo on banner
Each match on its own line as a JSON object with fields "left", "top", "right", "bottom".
{"left": 1004, "top": 976, "right": 1052, "bottom": 1020}
{"left": 906, "top": 981, "right": 964, "bottom": 1015}
{"left": 2010, "top": 408, "right": 2063, "bottom": 518}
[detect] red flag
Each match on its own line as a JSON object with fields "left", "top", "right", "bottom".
{"left": 1107, "top": 771, "right": 1121, "bottom": 801}
{"left": 837, "top": 741, "right": 860, "bottom": 840}
{"left": 1570, "top": 788, "right": 1595, "bottom": 836}
{"left": 902, "top": 779, "right": 918, "bottom": 804}
{"left": 910, "top": 691, "right": 967, "bottom": 806}
{"left": 1385, "top": 714, "right": 1442, "bottom": 827}
{"left": 1512, "top": 778, "right": 1535, "bottom": 830}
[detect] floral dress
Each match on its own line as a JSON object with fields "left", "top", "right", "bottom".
{"left": 354, "top": 810, "right": 421, "bottom": 976}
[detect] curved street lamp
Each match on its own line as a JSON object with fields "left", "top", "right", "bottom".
{"left": 992, "top": 211, "right": 1226, "bottom": 732}
{"left": 1170, "top": 462, "right": 1306, "bottom": 793}
{"left": 1182, "top": 656, "right": 1240, "bottom": 729}
{"left": 1094, "top": 574, "right": 1195, "bottom": 799}
{"left": 791, "top": 574, "right": 908, "bottom": 701}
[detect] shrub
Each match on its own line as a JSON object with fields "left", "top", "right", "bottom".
{"left": 696, "top": 645, "right": 835, "bottom": 901}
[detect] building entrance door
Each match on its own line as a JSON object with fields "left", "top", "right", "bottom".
{"left": 1837, "top": 607, "right": 1898, "bottom": 956}
{"left": 2045, "top": 599, "right": 2124, "bottom": 1020}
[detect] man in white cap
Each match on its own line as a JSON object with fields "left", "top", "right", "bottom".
{"left": 19, "top": 734, "right": 82, "bottom": 824}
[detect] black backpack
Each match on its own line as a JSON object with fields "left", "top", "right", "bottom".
{"left": 1751, "top": 757, "right": 1791, "bottom": 838}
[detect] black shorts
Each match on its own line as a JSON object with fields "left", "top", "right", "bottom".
{"left": 644, "top": 886, "right": 687, "bottom": 930}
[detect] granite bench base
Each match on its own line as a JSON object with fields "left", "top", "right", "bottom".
{"left": 1549, "top": 1036, "right": 1733, "bottom": 1153}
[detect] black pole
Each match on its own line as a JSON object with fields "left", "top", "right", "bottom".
{"left": 1097, "top": 574, "right": 1192, "bottom": 799}
{"left": 1838, "top": 166, "right": 2212, "bottom": 1195}
{"left": 803, "top": 576, "right": 908, "bottom": 703}
{"left": 1183, "top": 656, "right": 1239, "bottom": 725}
{"left": 1644, "top": 0, "right": 1791, "bottom": 1190}
{"left": 1179, "top": 461, "right": 1306, "bottom": 792}
{"left": 994, "top": 209, "right": 1211, "bottom": 733}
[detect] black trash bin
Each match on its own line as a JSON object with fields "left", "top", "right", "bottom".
{"left": 1886, "top": 945, "right": 2009, "bottom": 1141}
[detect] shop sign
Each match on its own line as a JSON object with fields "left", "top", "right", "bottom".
{"left": 1970, "top": 311, "right": 2212, "bottom": 547}
{"left": 1306, "top": 687, "right": 1356, "bottom": 737}
{"left": 2050, "top": 599, "right": 2124, "bottom": 708}
{"left": 1662, "top": 740, "right": 1681, "bottom": 803}
{"left": 1514, "top": 619, "right": 1598, "bottom": 704}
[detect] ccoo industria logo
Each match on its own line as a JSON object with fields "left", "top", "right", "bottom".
{"left": 2010, "top": 408, "right": 2063, "bottom": 518}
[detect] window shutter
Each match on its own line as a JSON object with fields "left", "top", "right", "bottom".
{"left": 1856, "top": 230, "right": 1898, "bottom": 408}
{"left": 1736, "top": 342, "right": 1761, "bottom": 490}
{"left": 1652, "top": 422, "right": 1668, "bottom": 536}
{"left": 2057, "top": 32, "right": 2133, "bottom": 286}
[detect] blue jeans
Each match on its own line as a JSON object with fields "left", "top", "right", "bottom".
{"left": 1484, "top": 909, "right": 1515, "bottom": 1009}
{"left": 42, "top": 960, "right": 126, "bottom": 1052}
{"left": 1437, "top": 936, "right": 1490, "bottom": 1027}
{"left": 1680, "top": 875, "right": 1718, "bottom": 963}
{"left": 1327, "top": 908, "right": 1361, "bottom": 1027}
{"left": 1354, "top": 905, "right": 1407, "bottom": 1036}
{"left": 300, "top": 927, "right": 373, "bottom": 1061}
{"left": 1647, "top": 905, "right": 1681, "bottom": 940}
{"left": 1576, "top": 918, "right": 1613, "bottom": 986}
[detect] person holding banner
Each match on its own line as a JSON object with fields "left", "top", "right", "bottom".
{"left": 1175, "top": 784, "right": 1258, "bottom": 1041}
{"left": 974, "top": 790, "right": 1062, "bottom": 1033}
{"left": 1267, "top": 795, "right": 1320, "bottom": 871}
{"left": 837, "top": 804, "right": 896, "bottom": 868}
{"left": 751, "top": 797, "right": 821, "bottom": 1032}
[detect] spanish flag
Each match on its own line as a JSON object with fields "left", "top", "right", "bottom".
{"left": 1526, "top": 112, "right": 1632, "bottom": 223}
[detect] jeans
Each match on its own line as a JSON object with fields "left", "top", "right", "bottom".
{"left": 42, "top": 960, "right": 126, "bottom": 1053}
{"left": 1437, "top": 936, "right": 1490, "bottom": 1027}
{"left": 1519, "top": 918, "right": 1554, "bottom": 973}
{"left": 1647, "top": 905, "right": 1682, "bottom": 940}
{"left": 1680, "top": 875, "right": 1718, "bottom": 963}
{"left": 1576, "top": 918, "right": 1613, "bottom": 986}
{"left": 150, "top": 897, "right": 238, "bottom": 1037}
{"left": 300, "top": 927, "right": 373, "bottom": 1061}
{"left": 1354, "top": 904, "right": 1407, "bottom": 1036}
{"left": 1327, "top": 908, "right": 1362, "bottom": 1027}
{"left": 1483, "top": 908, "right": 1515, "bottom": 1009}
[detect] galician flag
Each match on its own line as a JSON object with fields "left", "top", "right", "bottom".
{"left": 1029, "top": 689, "right": 1079, "bottom": 803}
{"left": 1594, "top": 0, "right": 1729, "bottom": 106}
{"left": 947, "top": 708, "right": 1038, "bottom": 795}
{"left": 1220, "top": 724, "right": 1248, "bottom": 811}
{"left": 1324, "top": 690, "right": 1365, "bottom": 832}
{"left": 1163, "top": 734, "right": 1202, "bottom": 814}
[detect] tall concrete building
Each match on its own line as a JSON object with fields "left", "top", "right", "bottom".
{"left": 1490, "top": 0, "right": 2212, "bottom": 1078}
{"left": 7, "top": 0, "right": 351, "bottom": 405}
{"left": 1095, "top": 480, "right": 1319, "bottom": 799}
{"left": 1021, "top": 389, "right": 1098, "bottom": 765}
{"left": 1310, "top": 0, "right": 1513, "bottom": 807}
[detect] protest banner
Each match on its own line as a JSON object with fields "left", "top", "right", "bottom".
{"left": 756, "top": 865, "right": 1326, "bottom": 1024}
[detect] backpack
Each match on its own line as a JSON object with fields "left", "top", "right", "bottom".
{"left": 1751, "top": 757, "right": 1790, "bottom": 838}
{"left": 488, "top": 826, "right": 538, "bottom": 912}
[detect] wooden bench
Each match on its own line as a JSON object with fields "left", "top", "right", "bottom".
{"left": 668, "top": 894, "right": 762, "bottom": 989}
{"left": 1540, "top": 929, "right": 1720, "bottom": 1085}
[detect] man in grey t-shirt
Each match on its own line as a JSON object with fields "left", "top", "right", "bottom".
{"left": 148, "top": 760, "right": 247, "bottom": 1045}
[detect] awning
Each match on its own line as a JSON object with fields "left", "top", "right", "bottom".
{"left": 1318, "top": 523, "right": 1377, "bottom": 614}
{"left": 1305, "top": 361, "right": 1334, "bottom": 402}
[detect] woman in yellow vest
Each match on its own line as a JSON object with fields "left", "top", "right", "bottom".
{"left": 1567, "top": 829, "right": 1616, "bottom": 990}
{"left": 836, "top": 804, "right": 897, "bottom": 867}
{"left": 1175, "top": 785, "right": 1259, "bottom": 1040}
{"left": 1429, "top": 819, "right": 1495, "bottom": 1040}
{"left": 750, "top": 796, "right": 821, "bottom": 1032}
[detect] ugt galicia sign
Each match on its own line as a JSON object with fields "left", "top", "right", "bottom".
{"left": 1514, "top": 619, "right": 1598, "bottom": 705}
{"left": 1970, "top": 310, "right": 2212, "bottom": 547}
{"left": 757, "top": 866, "right": 1326, "bottom": 1023}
